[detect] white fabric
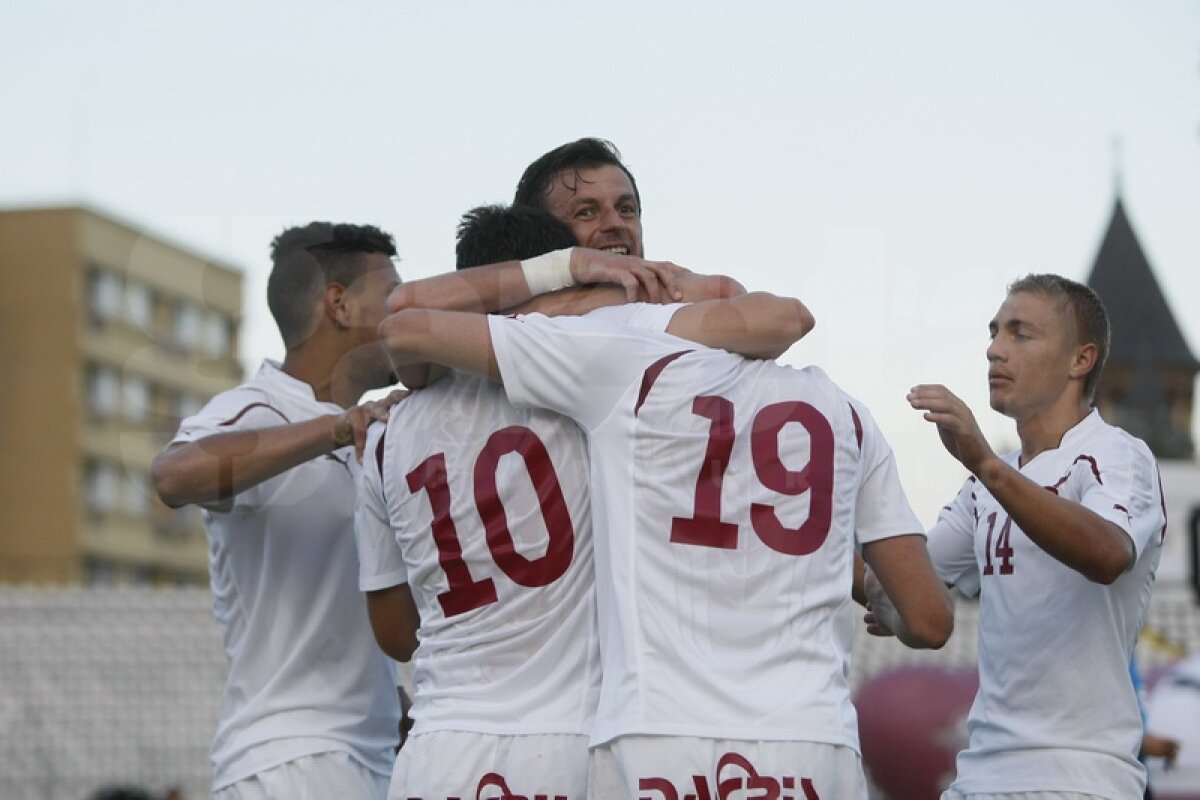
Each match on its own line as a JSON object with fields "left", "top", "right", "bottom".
{"left": 390, "top": 731, "right": 589, "bottom": 799}
{"left": 356, "top": 304, "right": 677, "bottom": 741}
{"left": 214, "top": 750, "right": 388, "bottom": 800}
{"left": 927, "top": 410, "right": 1164, "bottom": 797}
{"left": 589, "top": 737, "right": 867, "bottom": 799}
{"left": 489, "top": 310, "right": 924, "bottom": 750}
{"left": 358, "top": 372, "right": 597, "bottom": 737}
{"left": 1145, "top": 653, "right": 1200, "bottom": 795}
{"left": 520, "top": 247, "right": 575, "bottom": 295}
{"left": 172, "top": 360, "right": 399, "bottom": 790}
{"left": 941, "top": 792, "right": 1106, "bottom": 800}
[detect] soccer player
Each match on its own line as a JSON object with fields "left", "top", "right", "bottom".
{"left": 357, "top": 204, "right": 750, "bottom": 799}
{"left": 378, "top": 289, "right": 953, "bottom": 797}
{"left": 151, "top": 223, "right": 405, "bottom": 799}
{"left": 896, "top": 274, "right": 1165, "bottom": 798}
{"left": 514, "top": 137, "right": 645, "bottom": 257}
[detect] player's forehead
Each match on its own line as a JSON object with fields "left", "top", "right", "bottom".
{"left": 989, "top": 290, "right": 1061, "bottom": 333}
{"left": 544, "top": 164, "right": 637, "bottom": 212}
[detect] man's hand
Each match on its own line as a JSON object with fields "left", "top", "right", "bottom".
{"left": 1141, "top": 732, "right": 1180, "bottom": 767}
{"left": 332, "top": 389, "right": 409, "bottom": 462}
{"left": 568, "top": 248, "right": 689, "bottom": 303}
{"left": 862, "top": 567, "right": 900, "bottom": 638}
{"left": 907, "top": 384, "right": 995, "bottom": 475}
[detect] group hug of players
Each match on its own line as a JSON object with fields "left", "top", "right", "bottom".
{"left": 153, "top": 138, "right": 1166, "bottom": 800}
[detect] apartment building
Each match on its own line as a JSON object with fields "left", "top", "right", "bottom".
{"left": 0, "top": 206, "right": 243, "bottom": 584}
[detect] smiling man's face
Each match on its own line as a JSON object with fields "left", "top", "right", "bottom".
{"left": 542, "top": 164, "right": 643, "bottom": 257}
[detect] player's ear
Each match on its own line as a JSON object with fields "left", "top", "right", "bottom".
{"left": 1069, "top": 342, "right": 1098, "bottom": 383}
{"left": 324, "top": 283, "right": 351, "bottom": 329}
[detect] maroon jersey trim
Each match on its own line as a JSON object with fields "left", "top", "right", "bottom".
{"left": 634, "top": 350, "right": 692, "bottom": 417}
{"left": 217, "top": 402, "right": 291, "bottom": 427}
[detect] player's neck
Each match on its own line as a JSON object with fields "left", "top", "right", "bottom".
{"left": 1014, "top": 397, "right": 1091, "bottom": 466}
{"left": 280, "top": 336, "right": 352, "bottom": 407}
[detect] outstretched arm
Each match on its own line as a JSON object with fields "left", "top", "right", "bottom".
{"left": 860, "top": 536, "right": 954, "bottom": 649}
{"left": 386, "top": 248, "right": 688, "bottom": 315}
{"left": 665, "top": 291, "right": 814, "bottom": 360}
{"left": 505, "top": 271, "right": 747, "bottom": 318}
{"left": 379, "top": 286, "right": 813, "bottom": 385}
{"left": 908, "top": 384, "right": 1135, "bottom": 583}
{"left": 152, "top": 391, "right": 404, "bottom": 508}
{"left": 388, "top": 248, "right": 689, "bottom": 388}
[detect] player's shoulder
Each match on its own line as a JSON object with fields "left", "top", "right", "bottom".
{"left": 1072, "top": 411, "right": 1157, "bottom": 467}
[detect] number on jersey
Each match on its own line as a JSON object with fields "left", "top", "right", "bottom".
{"left": 981, "top": 511, "right": 1015, "bottom": 576}
{"left": 406, "top": 426, "right": 574, "bottom": 617}
{"left": 670, "top": 396, "right": 835, "bottom": 556}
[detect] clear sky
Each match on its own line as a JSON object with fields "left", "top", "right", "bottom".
{"left": 3, "top": 0, "right": 1198, "bottom": 522}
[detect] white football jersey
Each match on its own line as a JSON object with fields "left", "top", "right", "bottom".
{"left": 172, "top": 360, "right": 400, "bottom": 791}
{"left": 488, "top": 310, "right": 924, "bottom": 749}
{"left": 356, "top": 303, "right": 680, "bottom": 738}
{"left": 928, "top": 410, "right": 1164, "bottom": 796}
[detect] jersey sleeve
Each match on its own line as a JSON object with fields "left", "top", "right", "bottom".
{"left": 355, "top": 420, "right": 410, "bottom": 592}
{"left": 851, "top": 401, "right": 925, "bottom": 545}
{"left": 1067, "top": 434, "right": 1165, "bottom": 560}
{"left": 583, "top": 301, "right": 684, "bottom": 333}
{"left": 488, "top": 312, "right": 677, "bottom": 431}
{"left": 926, "top": 477, "right": 982, "bottom": 597}
{"left": 168, "top": 387, "right": 294, "bottom": 513}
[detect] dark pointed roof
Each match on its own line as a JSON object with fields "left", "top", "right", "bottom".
{"left": 1086, "top": 197, "right": 1199, "bottom": 371}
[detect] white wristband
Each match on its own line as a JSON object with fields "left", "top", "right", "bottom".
{"left": 521, "top": 248, "right": 575, "bottom": 296}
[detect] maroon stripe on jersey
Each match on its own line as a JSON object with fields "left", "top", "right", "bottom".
{"left": 1157, "top": 468, "right": 1168, "bottom": 543}
{"left": 374, "top": 429, "right": 388, "bottom": 505}
{"left": 849, "top": 403, "right": 863, "bottom": 451}
{"left": 325, "top": 452, "right": 351, "bottom": 475}
{"left": 1114, "top": 503, "right": 1129, "bottom": 515}
{"left": 375, "top": 430, "right": 387, "bottom": 475}
{"left": 217, "top": 402, "right": 291, "bottom": 427}
{"left": 634, "top": 350, "right": 692, "bottom": 417}
{"left": 1046, "top": 454, "right": 1104, "bottom": 494}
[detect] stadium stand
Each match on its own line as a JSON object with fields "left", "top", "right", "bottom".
{"left": 0, "top": 583, "right": 1194, "bottom": 799}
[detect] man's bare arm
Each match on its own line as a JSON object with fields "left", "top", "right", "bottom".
{"left": 152, "top": 392, "right": 402, "bottom": 508}
{"left": 386, "top": 248, "right": 687, "bottom": 315}
{"left": 908, "top": 384, "right": 1135, "bottom": 583}
{"left": 861, "top": 535, "right": 954, "bottom": 649}
{"left": 366, "top": 584, "right": 421, "bottom": 663}
{"left": 665, "top": 292, "right": 815, "bottom": 360}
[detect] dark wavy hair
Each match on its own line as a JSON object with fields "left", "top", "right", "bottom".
{"left": 455, "top": 204, "right": 578, "bottom": 270}
{"left": 266, "top": 222, "right": 396, "bottom": 347}
{"left": 513, "top": 137, "right": 640, "bottom": 214}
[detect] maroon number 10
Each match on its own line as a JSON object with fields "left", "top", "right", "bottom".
{"left": 406, "top": 426, "right": 574, "bottom": 617}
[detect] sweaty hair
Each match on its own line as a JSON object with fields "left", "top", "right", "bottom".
{"left": 455, "top": 204, "right": 579, "bottom": 270}
{"left": 1007, "top": 273, "right": 1111, "bottom": 401}
{"left": 266, "top": 221, "right": 396, "bottom": 348}
{"left": 513, "top": 137, "right": 641, "bottom": 213}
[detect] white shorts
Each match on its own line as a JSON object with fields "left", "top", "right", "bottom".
{"left": 389, "top": 731, "right": 589, "bottom": 799}
{"left": 215, "top": 750, "right": 388, "bottom": 800}
{"left": 941, "top": 793, "right": 1107, "bottom": 800}
{"left": 588, "top": 735, "right": 867, "bottom": 800}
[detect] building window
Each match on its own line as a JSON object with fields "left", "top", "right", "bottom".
{"left": 88, "top": 270, "right": 123, "bottom": 322}
{"left": 85, "top": 460, "right": 121, "bottom": 515}
{"left": 124, "top": 472, "right": 151, "bottom": 517}
{"left": 122, "top": 374, "right": 150, "bottom": 423}
{"left": 85, "top": 558, "right": 117, "bottom": 586}
{"left": 126, "top": 281, "right": 154, "bottom": 330}
{"left": 174, "top": 302, "right": 202, "bottom": 351}
{"left": 87, "top": 364, "right": 121, "bottom": 418}
{"left": 204, "top": 311, "right": 230, "bottom": 358}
